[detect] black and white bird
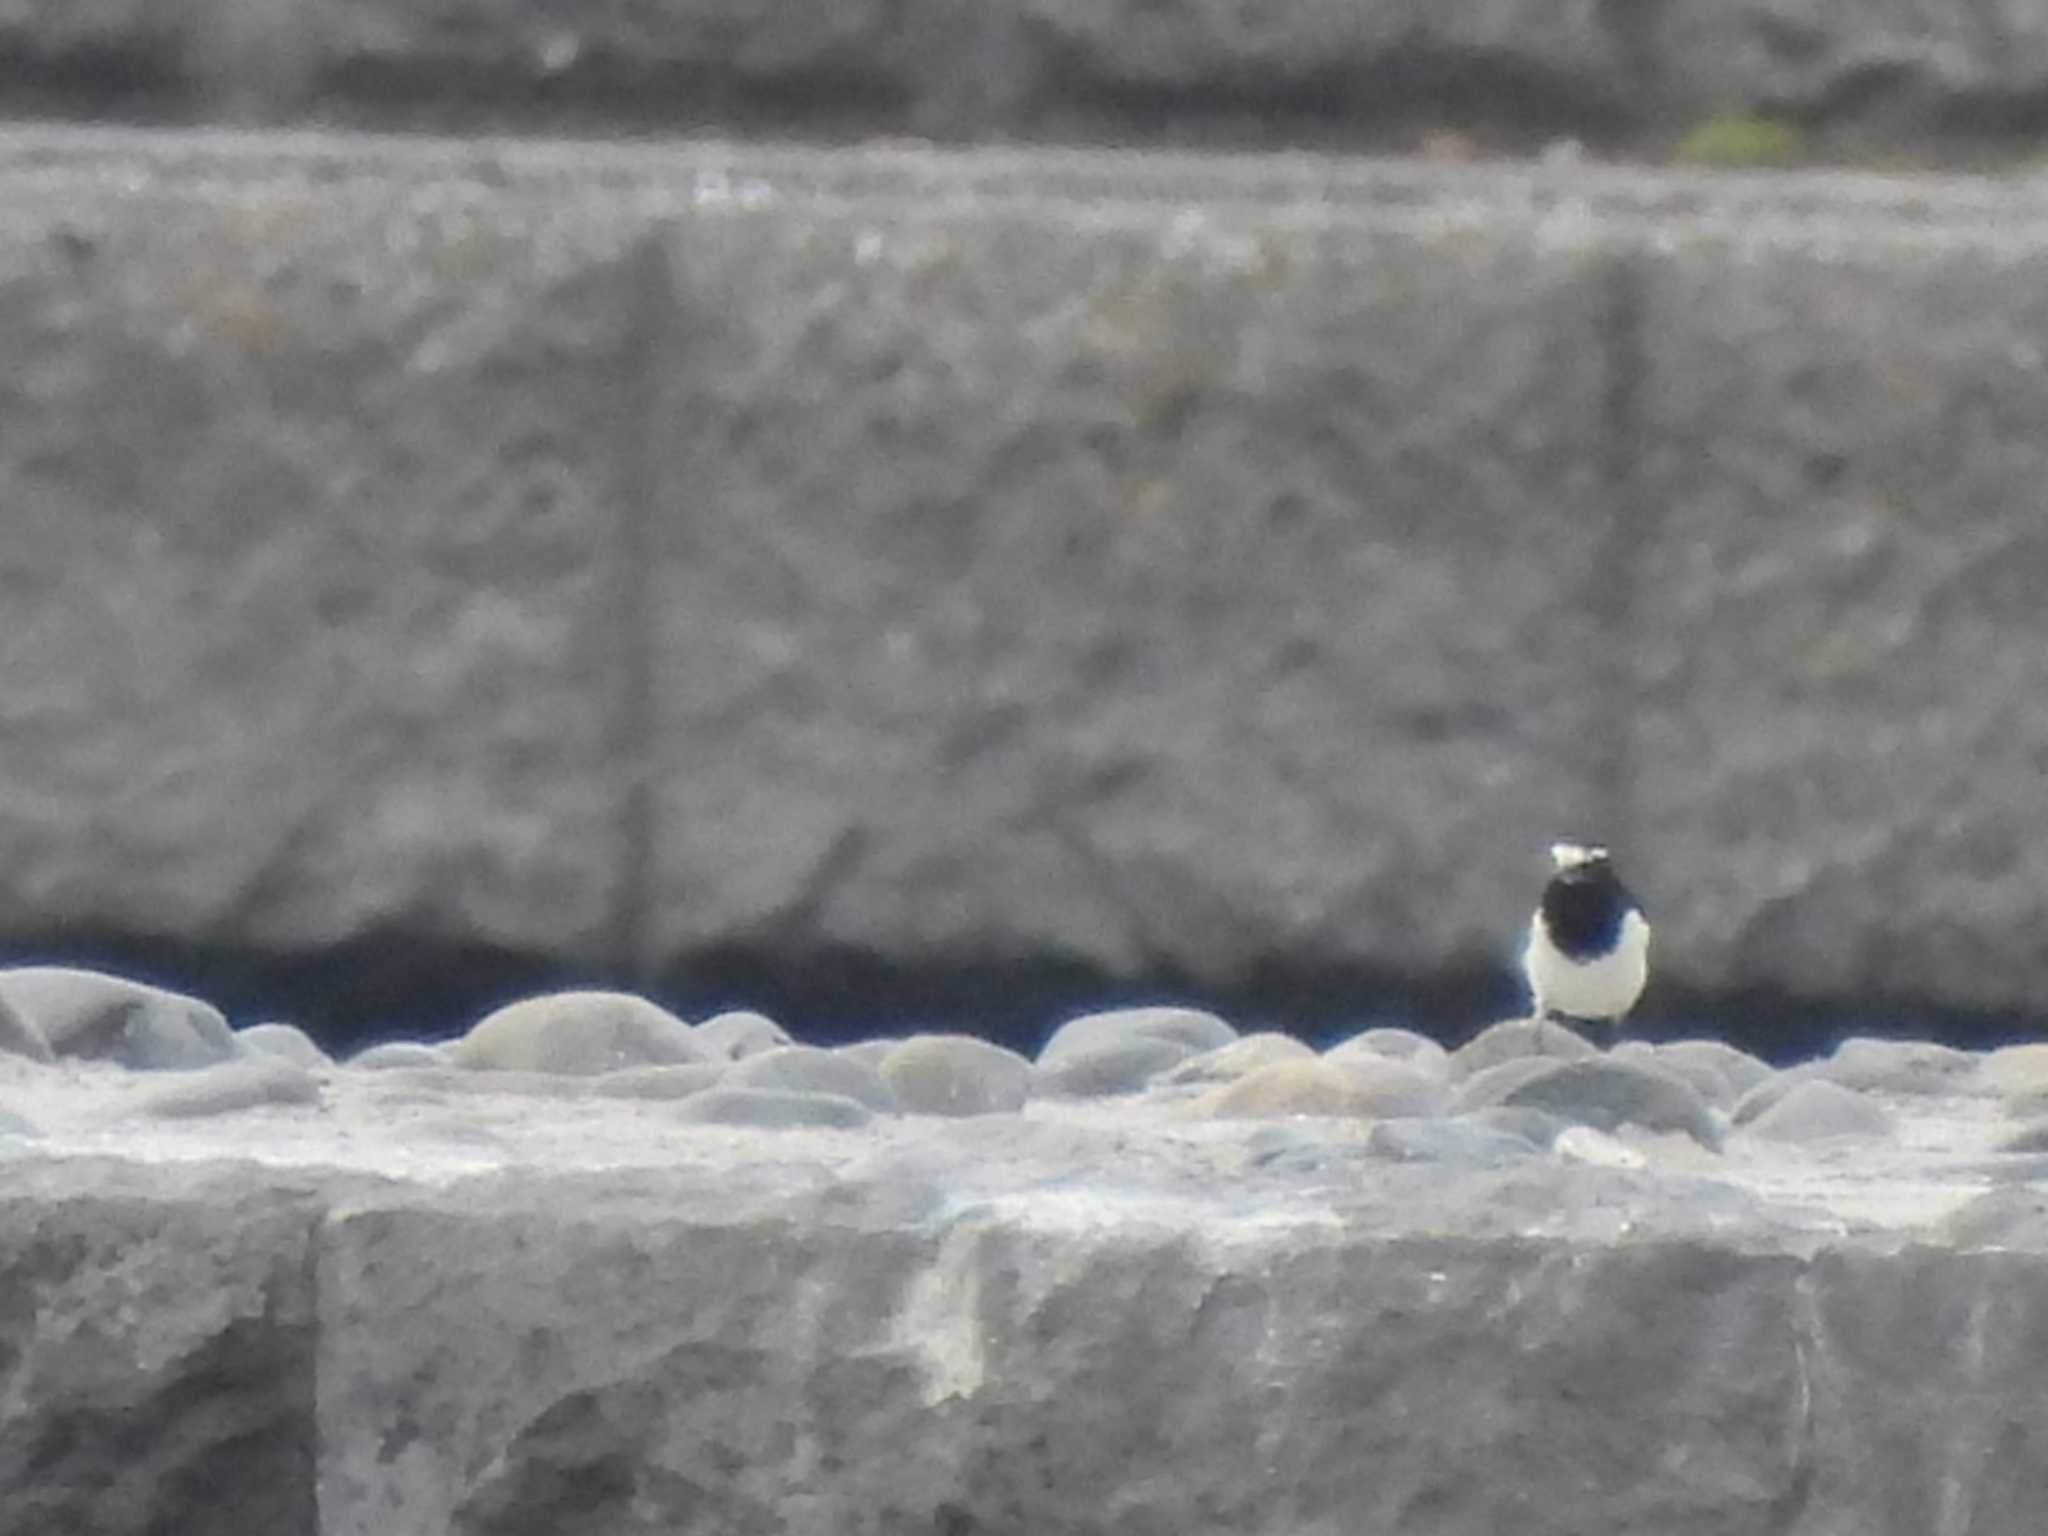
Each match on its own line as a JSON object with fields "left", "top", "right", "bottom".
{"left": 1523, "top": 841, "right": 1649, "bottom": 1048}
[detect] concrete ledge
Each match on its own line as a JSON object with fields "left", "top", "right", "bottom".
{"left": 5, "top": 1018, "right": 2048, "bottom": 1534}
{"left": 4, "top": 127, "right": 2048, "bottom": 1040}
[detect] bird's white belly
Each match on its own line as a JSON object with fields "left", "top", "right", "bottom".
{"left": 1525, "top": 909, "right": 1650, "bottom": 1019}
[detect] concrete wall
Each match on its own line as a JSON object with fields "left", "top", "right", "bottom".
{"left": 4, "top": 128, "right": 2047, "bottom": 1050}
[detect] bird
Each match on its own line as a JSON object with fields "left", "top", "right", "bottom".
{"left": 1523, "top": 841, "right": 1649, "bottom": 1050}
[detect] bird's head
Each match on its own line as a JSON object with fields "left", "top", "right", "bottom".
{"left": 1549, "top": 841, "right": 1611, "bottom": 872}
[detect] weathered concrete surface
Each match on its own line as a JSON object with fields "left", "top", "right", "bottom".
{"left": 6, "top": 0, "right": 2048, "bottom": 154}
{"left": 4, "top": 129, "right": 2048, "bottom": 1041}
{"left": 2, "top": 1032, "right": 2047, "bottom": 1536}
{"left": 1632, "top": 214, "right": 2048, "bottom": 1015}
{"left": 0, "top": 1159, "right": 326, "bottom": 1536}
{"left": 0, "top": 138, "right": 647, "bottom": 968}
{"left": 644, "top": 180, "right": 1618, "bottom": 995}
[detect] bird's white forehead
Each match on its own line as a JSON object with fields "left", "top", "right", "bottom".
{"left": 1550, "top": 841, "right": 1609, "bottom": 869}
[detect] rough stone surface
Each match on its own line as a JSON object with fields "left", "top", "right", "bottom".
{"left": 1366, "top": 1114, "right": 1544, "bottom": 1166}
{"left": 448, "top": 991, "right": 702, "bottom": 1076}
{"left": 0, "top": 1103, "right": 44, "bottom": 1137}
{"left": 645, "top": 176, "right": 1618, "bottom": 1008}
{"left": 0, "top": 1161, "right": 324, "bottom": 1536}
{"left": 0, "top": 1032, "right": 2045, "bottom": 1532}
{"left": 0, "top": 147, "right": 644, "bottom": 974}
{"left": 1633, "top": 214, "right": 2048, "bottom": 1019}
{"left": 4, "top": 133, "right": 2048, "bottom": 1040}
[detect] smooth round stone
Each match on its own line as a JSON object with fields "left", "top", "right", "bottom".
{"left": 1460, "top": 1057, "right": 1724, "bottom": 1149}
{"left": 0, "top": 991, "right": 52, "bottom": 1064}
{"left": 1975, "top": 1044, "right": 2048, "bottom": 1098}
{"left": 878, "top": 1035, "right": 1030, "bottom": 1117}
{"left": 349, "top": 1041, "right": 449, "bottom": 1071}
{"left": 589, "top": 1063, "right": 728, "bottom": 1100}
{"left": 1819, "top": 1037, "right": 1977, "bottom": 1095}
{"left": 1367, "top": 1115, "right": 1538, "bottom": 1166}
{"left": 1447, "top": 1017, "right": 1597, "bottom": 1079}
{"left": 1199, "top": 1059, "right": 1369, "bottom": 1118}
{"left": 1326, "top": 1028, "right": 1450, "bottom": 1081}
{"left": 236, "top": 1022, "right": 334, "bottom": 1070}
{"left": 692, "top": 1010, "right": 793, "bottom": 1061}
{"left": 1324, "top": 1054, "right": 1451, "bottom": 1118}
{"left": 1740, "top": 1079, "right": 1894, "bottom": 1143}
{"left": 1036, "top": 1006, "right": 1237, "bottom": 1066}
{"left": 0, "top": 967, "right": 236, "bottom": 1070}
{"left": 1452, "top": 1055, "right": 1566, "bottom": 1113}
{"left": 1160, "top": 1033, "right": 1316, "bottom": 1087}
{"left": 1610, "top": 1040, "right": 1742, "bottom": 1109}
{"left": 727, "top": 1045, "right": 898, "bottom": 1112}
{"left": 1730, "top": 1065, "right": 1820, "bottom": 1126}
{"left": 673, "top": 1086, "right": 873, "bottom": 1131}
{"left": 1653, "top": 1039, "right": 1773, "bottom": 1099}
{"left": 834, "top": 1039, "right": 899, "bottom": 1072}
{"left": 1031, "top": 1035, "right": 1197, "bottom": 1099}
{"left": 133, "top": 1055, "right": 322, "bottom": 1119}
{"left": 450, "top": 991, "right": 702, "bottom": 1076}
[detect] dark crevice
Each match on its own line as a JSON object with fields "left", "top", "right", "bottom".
{"left": 0, "top": 50, "right": 188, "bottom": 122}
{"left": 1014, "top": 43, "right": 1643, "bottom": 153}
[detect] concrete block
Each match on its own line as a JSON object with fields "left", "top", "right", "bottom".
{"left": 645, "top": 182, "right": 1623, "bottom": 1002}
{"left": 0, "top": 157, "right": 655, "bottom": 968}
{"left": 1633, "top": 217, "right": 2048, "bottom": 1013}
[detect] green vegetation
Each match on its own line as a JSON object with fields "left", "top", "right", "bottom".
{"left": 1672, "top": 112, "right": 1805, "bottom": 169}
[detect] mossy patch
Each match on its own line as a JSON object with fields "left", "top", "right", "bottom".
{"left": 1672, "top": 113, "right": 1805, "bottom": 168}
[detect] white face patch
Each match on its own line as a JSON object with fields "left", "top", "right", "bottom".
{"left": 1549, "top": 841, "right": 1609, "bottom": 871}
